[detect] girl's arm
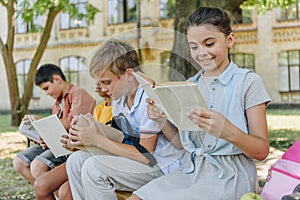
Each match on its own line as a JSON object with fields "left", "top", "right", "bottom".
{"left": 146, "top": 98, "right": 183, "bottom": 150}
{"left": 187, "top": 103, "right": 269, "bottom": 161}
{"left": 229, "top": 103, "right": 269, "bottom": 160}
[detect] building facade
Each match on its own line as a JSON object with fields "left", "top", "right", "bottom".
{"left": 0, "top": 0, "right": 300, "bottom": 112}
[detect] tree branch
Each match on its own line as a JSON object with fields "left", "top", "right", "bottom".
{"left": 23, "top": 7, "right": 61, "bottom": 107}
{"left": 6, "top": 0, "right": 15, "bottom": 56}
{"left": 0, "top": 0, "right": 7, "bottom": 6}
{"left": 0, "top": 37, "right": 4, "bottom": 53}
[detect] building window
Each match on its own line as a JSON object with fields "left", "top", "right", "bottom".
{"left": 278, "top": 50, "right": 300, "bottom": 92}
{"left": 60, "top": 0, "right": 87, "bottom": 29}
{"left": 16, "top": 0, "right": 42, "bottom": 34}
{"left": 276, "top": 0, "right": 300, "bottom": 21}
{"left": 16, "top": 60, "right": 40, "bottom": 98}
{"left": 231, "top": 53, "right": 255, "bottom": 71}
{"left": 60, "top": 56, "right": 87, "bottom": 87}
{"left": 108, "top": 0, "right": 137, "bottom": 24}
{"left": 160, "top": 0, "right": 175, "bottom": 19}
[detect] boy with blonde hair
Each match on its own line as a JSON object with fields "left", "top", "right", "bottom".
{"left": 66, "top": 39, "right": 184, "bottom": 200}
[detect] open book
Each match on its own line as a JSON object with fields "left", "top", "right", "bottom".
{"left": 133, "top": 71, "right": 206, "bottom": 131}
{"left": 29, "top": 114, "right": 72, "bottom": 158}
{"left": 18, "top": 121, "right": 40, "bottom": 143}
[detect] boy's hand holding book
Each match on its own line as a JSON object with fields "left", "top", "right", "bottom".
{"left": 68, "top": 114, "right": 105, "bottom": 147}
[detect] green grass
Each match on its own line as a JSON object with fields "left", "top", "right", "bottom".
{"left": 269, "top": 129, "right": 299, "bottom": 151}
{"left": 266, "top": 108, "right": 300, "bottom": 115}
{"left": 0, "top": 112, "right": 50, "bottom": 134}
{"left": 0, "top": 158, "right": 35, "bottom": 200}
{"left": 0, "top": 115, "right": 18, "bottom": 133}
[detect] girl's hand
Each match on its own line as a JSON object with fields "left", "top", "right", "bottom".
{"left": 146, "top": 98, "right": 167, "bottom": 125}
{"left": 187, "top": 109, "right": 226, "bottom": 138}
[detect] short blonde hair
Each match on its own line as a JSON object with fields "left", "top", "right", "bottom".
{"left": 89, "top": 39, "right": 140, "bottom": 79}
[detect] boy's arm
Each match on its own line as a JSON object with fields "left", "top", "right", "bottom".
{"left": 94, "top": 133, "right": 158, "bottom": 165}
{"left": 68, "top": 116, "right": 158, "bottom": 165}
{"left": 63, "top": 87, "right": 95, "bottom": 130}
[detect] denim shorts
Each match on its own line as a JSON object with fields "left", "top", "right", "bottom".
{"left": 16, "top": 144, "right": 68, "bottom": 169}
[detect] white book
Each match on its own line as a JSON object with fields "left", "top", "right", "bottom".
{"left": 18, "top": 121, "right": 40, "bottom": 143}
{"left": 133, "top": 71, "right": 206, "bottom": 131}
{"left": 29, "top": 114, "right": 72, "bottom": 158}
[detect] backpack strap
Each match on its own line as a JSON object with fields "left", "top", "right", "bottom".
{"left": 111, "top": 113, "right": 158, "bottom": 167}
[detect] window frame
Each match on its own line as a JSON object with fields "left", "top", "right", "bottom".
{"left": 16, "top": 59, "right": 40, "bottom": 99}
{"left": 276, "top": 0, "right": 300, "bottom": 21}
{"left": 60, "top": 0, "right": 88, "bottom": 30}
{"left": 107, "top": 0, "right": 137, "bottom": 25}
{"left": 59, "top": 56, "right": 87, "bottom": 87}
{"left": 159, "top": 0, "right": 176, "bottom": 19}
{"left": 230, "top": 53, "right": 255, "bottom": 71}
{"left": 278, "top": 50, "right": 300, "bottom": 93}
{"left": 16, "top": 0, "right": 42, "bottom": 34}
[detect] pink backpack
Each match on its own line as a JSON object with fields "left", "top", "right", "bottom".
{"left": 261, "top": 140, "right": 300, "bottom": 200}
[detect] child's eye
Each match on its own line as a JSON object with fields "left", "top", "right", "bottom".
{"left": 206, "top": 42, "right": 214, "bottom": 47}
{"left": 189, "top": 46, "right": 198, "bottom": 50}
{"left": 103, "top": 81, "right": 111, "bottom": 85}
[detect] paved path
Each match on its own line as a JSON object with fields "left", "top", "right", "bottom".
{"left": 267, "top": 115, "right": 300, "bottom": 130}
{"left": 255, "top": 147, "right": 284, "bottom": 180}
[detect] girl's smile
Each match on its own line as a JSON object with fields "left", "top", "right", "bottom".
{"left": 187, "top": 24, "right": 234, "bottom": 77}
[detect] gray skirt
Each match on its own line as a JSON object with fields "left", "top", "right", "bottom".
{"left": 134, "top": 153, "right": 257, "bottom": 200}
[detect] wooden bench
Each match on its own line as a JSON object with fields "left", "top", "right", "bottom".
{"left": 116, "top": 191, "right": 132, "bottom": 200}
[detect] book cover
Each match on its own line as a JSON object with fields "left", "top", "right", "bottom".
{"left": 30, "top": 114, "right": 72, "bottom": 158}
{"left": 133, "top": 71, "right": 206, "bottom": 131}
{"left": 18, "top": 121, "right": 40, "bottom": 143}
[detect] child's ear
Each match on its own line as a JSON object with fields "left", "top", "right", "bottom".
{"left": 227, "top": 32, "right": 235, "bottom": 48}
{"left": 52, "top": 74, "right": 62, "bottom": 83}
{"left": 125, "top": 68, "right": 134, "bottom": 80}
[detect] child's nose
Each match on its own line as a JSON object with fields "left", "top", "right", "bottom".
{"left": 101, "top": 86, "right": 108, "bottom": 92}
{"left": 198, "top": 46, "right": 208, "bottom": 56}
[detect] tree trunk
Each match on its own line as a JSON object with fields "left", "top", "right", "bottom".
{"left": 0, "top": 3, "right": 60, "bottom": 126}
{"left": 169, "top": 0, "right": 199, "bottom": 81}
{"left": 21, "top": 7, "right": 60, "bottom": 119}
{"left": 0, "top": 0, "right": 24, "bottom": 126}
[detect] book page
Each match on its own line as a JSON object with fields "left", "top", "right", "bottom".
{"left": 133, "top": 72, "right": 168, "bottom": 119}
{"left": 31, "top": 114, "right": 72, "bottom": 158}
{"left": 18, "top": 121, "right": 40, "bottom": 143}
{"left": 155, "top": 84, "right": 206, "bottom": 131}
{"left": 134, "top": 71, "right": 206, "bottom": 131}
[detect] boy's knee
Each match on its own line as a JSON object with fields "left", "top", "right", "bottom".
{"left": 58, "top": 182, "right": 72, "bottom": 200}
{"left": 13, "top": 156, "right": 28, "bottom": 173}
{"left": 34, "top": 176, "right": 50, "bottom": 198}
{"left": 66, "top": 151, "right": 90, "bottom": 172}
{"left": 30, "top": 159, "right": 49, "bottom": 179}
